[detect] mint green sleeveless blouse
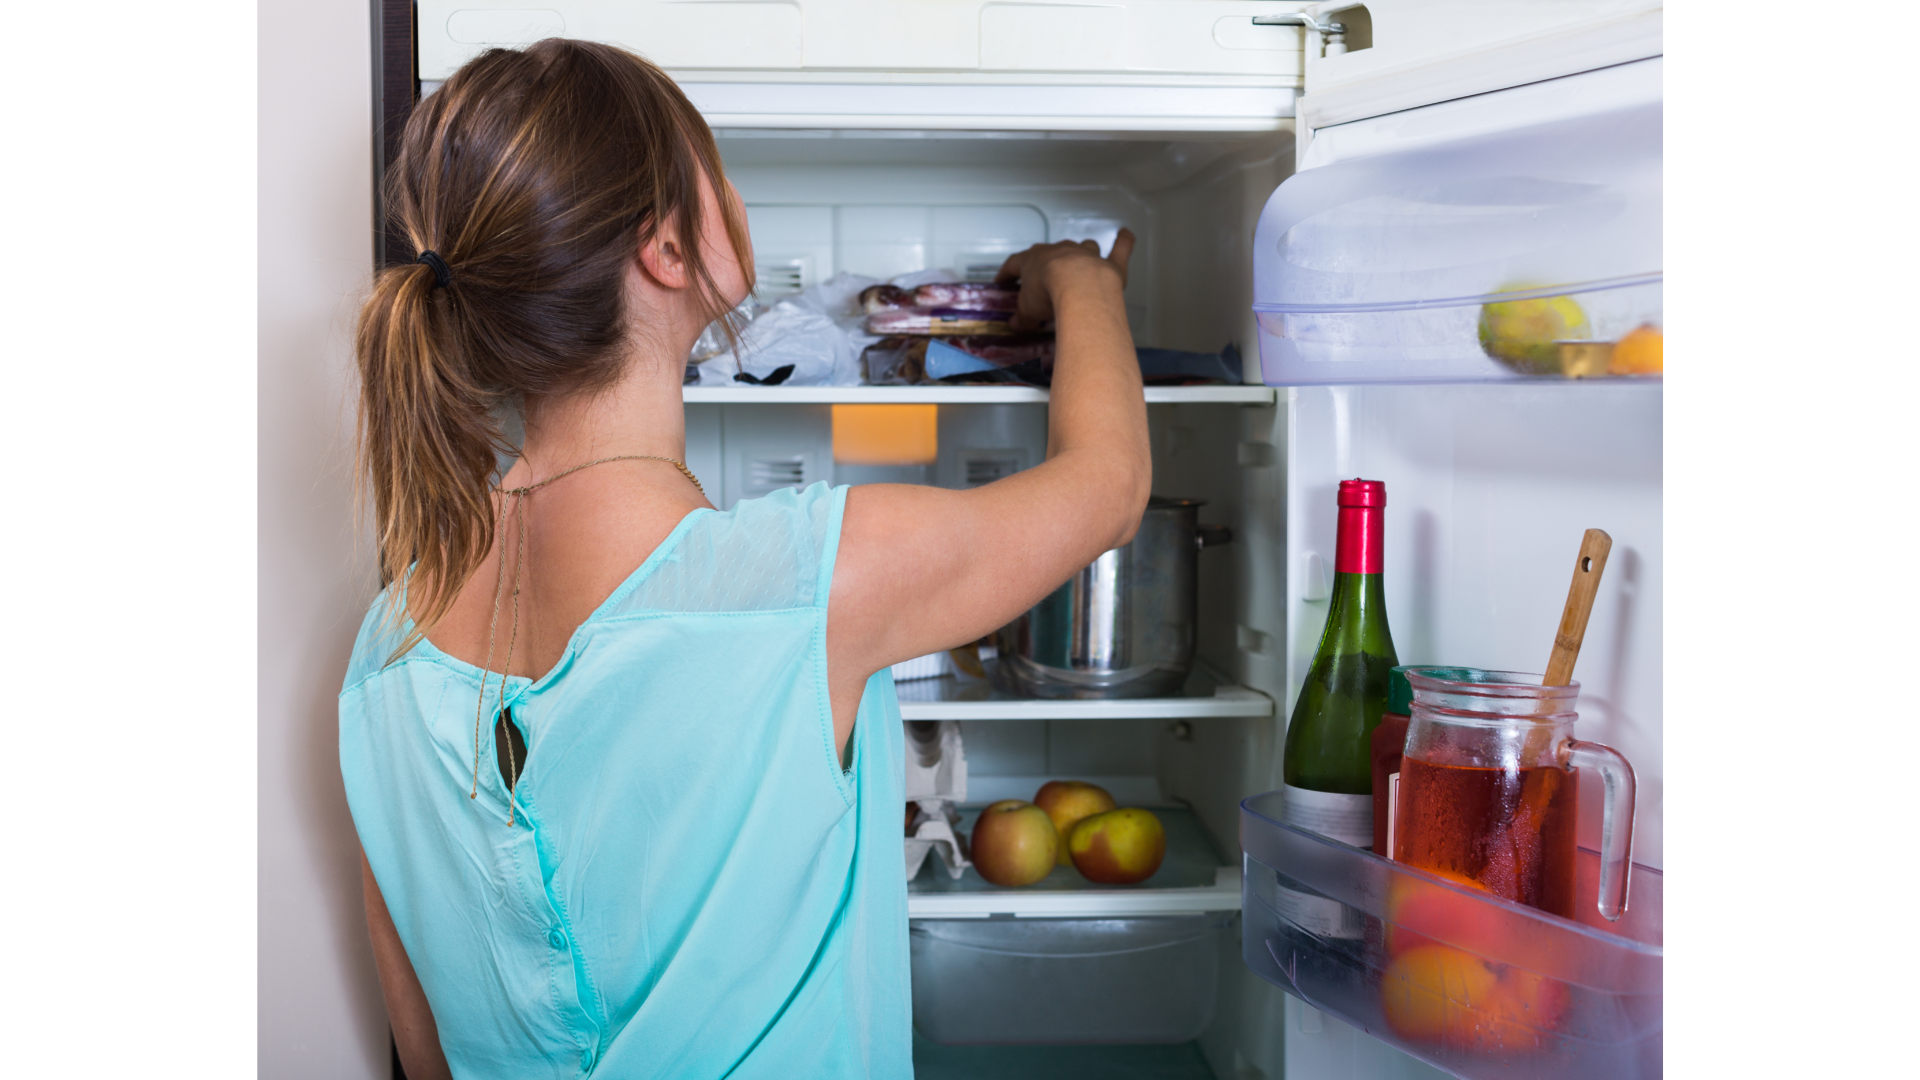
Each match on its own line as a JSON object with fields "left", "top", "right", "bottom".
{"left": 338, "top": 483, "right": 911, "bottom": 1078}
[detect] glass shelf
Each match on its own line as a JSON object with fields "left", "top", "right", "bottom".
{"left": 896, "top": 662, "right": 1273, "bottom": 722}
{"left": 908, "top": 806, "right": 1239, "bottom": 920}
{"left": 1240, "top": 790, "right": 1662, "bottom": 1080}
{"left": 682, "top": 385, "right": 1277, "bottom": 405}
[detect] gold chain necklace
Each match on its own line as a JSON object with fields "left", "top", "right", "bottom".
{"left": 470, "top": 454, "right": 704, "bottom": 825}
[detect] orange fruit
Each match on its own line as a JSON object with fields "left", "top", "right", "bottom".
{"left": 1382, "top": 945, "right": 1567, "bottom": 1053}
{"left": 1610, "top": 323, "right": 1663, "bottom": 375}
{"left": 1381, "top": 944, "right": 1501, "bottom": 1041}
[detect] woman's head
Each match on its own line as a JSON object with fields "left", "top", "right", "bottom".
{"left": 355, "top": 38, "right": 751, "bottom": 645}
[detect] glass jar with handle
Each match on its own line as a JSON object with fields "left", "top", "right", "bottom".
{"left": 1392, "top": 667, "right": 1637, "bottom": 922}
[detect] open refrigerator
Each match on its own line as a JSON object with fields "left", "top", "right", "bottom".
{"left": 397, "top": 2, "right": 1664, "bottom": 1076}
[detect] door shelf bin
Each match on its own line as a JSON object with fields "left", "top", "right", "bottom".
{"left": 911, "top": 913, "right": 1237, "bottom": 1046}
{"left": 1251, "top": 93, "right": 1662, "bottom": 386}
{"left": 1239, "top": 791, "right": 1662, "bottom": 1080}
{"left": 1253, "top": 276, "right": 1662, "bottom": 385}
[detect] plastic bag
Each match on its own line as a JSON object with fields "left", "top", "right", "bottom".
{"left": 697, "top": 272, "right": 885, "bottom": 387}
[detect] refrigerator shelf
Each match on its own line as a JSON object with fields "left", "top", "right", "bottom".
{"left": 1240, "top": 791, "right": 1662, "bottom": 1080}
{"left": 683, "top": 385, "right": 1277, "bottom": 405}
{"left": 896, "top": 663, "right": 1273, "bottom": 722}
{"left": 909, "top": 806, "right": 1238, "bottom": 919}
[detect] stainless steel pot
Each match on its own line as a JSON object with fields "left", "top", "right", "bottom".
{"left": 992, "top": 497, "right": 1231, "bottom": 699}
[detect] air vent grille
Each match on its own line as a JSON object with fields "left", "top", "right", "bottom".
{"left": 962, "top": 452, "right": 1024, "bottom": 488}
{"left": 747, "top": 456, "right": 807, "bottom": 496}
{"left": 961, "top": 262, "right": 1003, "bottom": 284}
{"left": 754, "top": 258, "right": 810, "bottom": 300}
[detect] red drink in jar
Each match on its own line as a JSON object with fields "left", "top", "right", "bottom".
{"left": 1393, "top": 758, "right": 1577, "bottom": 918}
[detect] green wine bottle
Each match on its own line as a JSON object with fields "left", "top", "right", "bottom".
{"left": 1283, "top": 478, "right": 1399, "bottom": 849}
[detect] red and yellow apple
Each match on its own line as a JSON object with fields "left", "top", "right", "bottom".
{"left": 1033, "top": 781, "right": 1117, "bottom": 866}
{"left": 1067, "top": 807, "right": 1166, "bottom": 884}
{"left": 969, "top": 800, "right": 1059, "bottom": 887}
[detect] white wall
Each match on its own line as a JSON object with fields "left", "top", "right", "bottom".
{"left": 258, "top": 1, "right": 386, "bottom": 1075}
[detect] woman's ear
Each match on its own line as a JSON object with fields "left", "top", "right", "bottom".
{"left": 636, "top": 221, "right": 690, "bottom": 290}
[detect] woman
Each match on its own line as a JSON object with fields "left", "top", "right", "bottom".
{"left": 341, "top": 39, "right": 1149, "bottom": 1079}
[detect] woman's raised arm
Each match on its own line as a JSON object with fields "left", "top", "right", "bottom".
{"left": 825, "top": 230, "right": 1151, "bottom": 753}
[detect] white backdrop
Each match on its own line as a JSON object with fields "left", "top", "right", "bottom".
{"left": 258, "top": 1, "right": 386, "bottom": 1074}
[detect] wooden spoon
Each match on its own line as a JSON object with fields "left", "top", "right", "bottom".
{"left": 1476, "top": 529, "right": 1613, "bottom": 901}
{"left": 1544, "top": 529, "right": 1613, "bottom": 686}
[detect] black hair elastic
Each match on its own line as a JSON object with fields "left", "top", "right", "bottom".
{"left": 417, "top": 249, "right": 454, "bottom": 289}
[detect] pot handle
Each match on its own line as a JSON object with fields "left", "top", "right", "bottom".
{"left": 1196, "top": 525, "right": 1234, "bottom": 549}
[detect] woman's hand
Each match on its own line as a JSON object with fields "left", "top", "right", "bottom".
{"left": 994, "top": 229, "right": 1136, "bottom": 333}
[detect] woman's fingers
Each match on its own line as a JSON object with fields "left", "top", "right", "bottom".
{"left": 1106, "top": 228, "right": 1136, "bottom": 286}
{"left": 993, "top": 248, "right": 1030, "bottom": 286}
{"left": 995, "top": 230, "right": 1133, "bottom": 330}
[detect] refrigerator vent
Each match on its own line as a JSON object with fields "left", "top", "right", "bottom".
{"left": 746, "top": 456, "right": 807, "bottom": 496}
{"left": 754, "top": 258, "right": 811, "bottom": 300}
{"left": 962, "top": 451, "right": 1025, "bottom": 488}
{"left": 961, "top": 262, "right": 1002, "bottom": 283}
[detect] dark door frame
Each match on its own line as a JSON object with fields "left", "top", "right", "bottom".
{"left": 371, "top": 0, "right": 416, "bottom": 269}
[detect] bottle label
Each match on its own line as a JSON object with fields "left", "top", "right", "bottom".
{"left": 1273, "top": 880, "right": 1363, "bottom": 940}
{"left": 1283, "top": 785, "right": 1373, "bottom": 848}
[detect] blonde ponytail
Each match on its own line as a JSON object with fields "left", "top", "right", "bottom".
{"left": 355, "top": 258, "right": 505, "bottom": 656}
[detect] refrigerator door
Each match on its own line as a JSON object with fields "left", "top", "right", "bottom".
{"left": 1245, "top": 7, "right": 1663, "bottom": 1077}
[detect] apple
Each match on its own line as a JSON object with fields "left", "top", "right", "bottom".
{"left": 1485, "top": 965, "right": 1569, "bottom": 1050}
{"left": 1384, "top": 868, "right": 1506, "bottom": 959}
{"left": 969, "top": 800, "right": 1059, "bottom": 887}
{"left": 1033, "top": 780, "right": 1117, "bottom": 866}
{"left": 1067, "top": 807, "right": 1166, "bottom": 884}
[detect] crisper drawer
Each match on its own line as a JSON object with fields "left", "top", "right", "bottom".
{"left": 911, "top": 914, "right": 1235, "bottom": 1045}
{"left": 1240, "top": 791, "right": 1662, "bottom": 1080}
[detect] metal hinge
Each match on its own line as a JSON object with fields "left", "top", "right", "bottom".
{"left": 1251, "top": 12, "right": 1348, "bottom": 55}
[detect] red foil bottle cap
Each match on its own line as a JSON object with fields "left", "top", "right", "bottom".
{"left": 1338, "top": 479, "right": 1387, "bottom": 508}
{"left": 1335, "top": 478, "right": 1386, "bottom": 574}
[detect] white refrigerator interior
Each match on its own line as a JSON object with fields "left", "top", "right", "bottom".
{"left": 404, "top": 3, "right": 1661, "bottom": 1077}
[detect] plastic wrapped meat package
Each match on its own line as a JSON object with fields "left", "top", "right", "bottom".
{"left": 862, "top": 281, "right": 1019, "bottom": 337}
{"left": 695, "top": 266, "right": 1245, "bottom": 388}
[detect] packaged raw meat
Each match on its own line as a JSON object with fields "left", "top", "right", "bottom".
{"left": 858, "top": 284, "right": 913, "bottom": 314}
{"left": 865, "top": 307, "right": 1014, "bottom": 336}
{"left": 911, "top": 282, "right": 1018, "bottom": 312}
{"left": 861, "top": 337, "right": 930, "bottom": 385}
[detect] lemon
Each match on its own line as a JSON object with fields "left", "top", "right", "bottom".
{"left": 1478, "top": 290, "right": 1590, "bottom": 375}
